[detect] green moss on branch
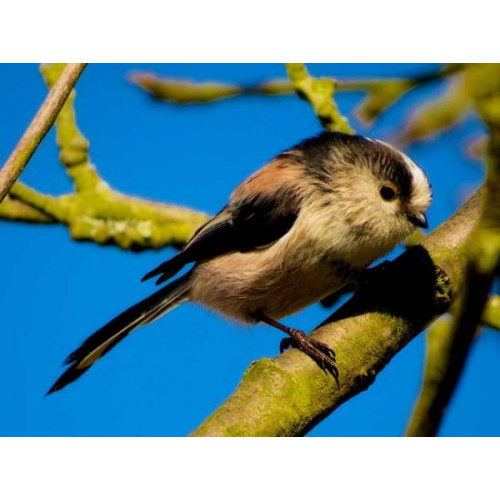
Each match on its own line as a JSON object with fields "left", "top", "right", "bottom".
{"left": 0, "top": 195, "right": 55, "bottom": 223}
{"left": 41, "top": 63, "right": 100, "bottom": 192}
{"left": 406, "top": 65, "right": 500, "bottom": 437}
{"left": 483, "top": 296, "right": 500, "bottom": 330}
{"left": 129, "top": 72, "right": 295, "bottom": 104}
{"left": 406, "top": 293, "right": 500, "bottom": 437}
{"left": 285, "top": 63, "right": 353, "bottom": 134}
{"left": 10, "top": 181, "right": 207, "bottom": 250}
{"left": 191, "top": 190, "right": 482, "bottom": 436}
{"left": 1, "top": 64, "right": 208, "bottom": 250}
{"left": 128, "top": 64, "right": 469, "bottom": 133}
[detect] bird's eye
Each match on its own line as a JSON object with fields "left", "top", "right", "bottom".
{"left": 380, "top": 185, "right": 397, "bottom": 201}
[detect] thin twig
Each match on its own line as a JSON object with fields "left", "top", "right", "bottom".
{"left": 0, "top": 63, "right": 87, "bottom": 202}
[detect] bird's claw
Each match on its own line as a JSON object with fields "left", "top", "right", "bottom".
{"left": 280, "top": 329, "right": 339, "bottom": 386}
{"left": 280, "top": 337, "right": 292, "bottom": 353}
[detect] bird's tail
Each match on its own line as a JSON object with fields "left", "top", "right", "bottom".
{"left": 47, "top": 273, "right": 192, "bottom": 395}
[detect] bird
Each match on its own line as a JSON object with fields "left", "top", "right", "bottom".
{"left": 47, "top": 131, "right": 432, "bottom": 394}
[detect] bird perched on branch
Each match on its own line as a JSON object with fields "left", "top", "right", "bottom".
{"left": 48, "top": 132, "right": 431, "bottom": 394}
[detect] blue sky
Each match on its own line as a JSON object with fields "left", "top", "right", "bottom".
{"left": 1, "top": 63, "right": 496, "bottom": 437}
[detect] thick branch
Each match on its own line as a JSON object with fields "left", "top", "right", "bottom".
{"left": 0, "top": 63, "right": 87, "bottom": 202}
{"left": 191, "top": 189, "right": 482, "bottom": 437}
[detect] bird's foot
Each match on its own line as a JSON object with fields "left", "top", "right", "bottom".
{"left": 280, "top": 329, "right": 339, "bottom": 385}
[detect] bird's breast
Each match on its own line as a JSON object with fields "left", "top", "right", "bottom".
{"left": 189, "top": 225, "right": 358, "bottom": 323}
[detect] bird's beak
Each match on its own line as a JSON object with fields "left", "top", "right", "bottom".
{"left": 407, "top": 211, "right": 428, "bottom": 229}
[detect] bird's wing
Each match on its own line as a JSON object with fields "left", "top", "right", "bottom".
{"left": 142, "top": 159, "right": 304, "bottom": 285}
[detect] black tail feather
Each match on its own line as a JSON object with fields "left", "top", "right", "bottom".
{"left": 141, "top": 253, "right": 187, "bottom": 285}
{"left": 47, "top": 273, "right": 191, "bottom": 395}
{"left": 46, "top": 365, "right": 91, "bottom": 396}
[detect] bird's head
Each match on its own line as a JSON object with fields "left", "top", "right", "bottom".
{"left": 291, "top": 132, "right": 432, "bottom": 252}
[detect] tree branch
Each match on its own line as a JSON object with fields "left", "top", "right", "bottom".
{"left": 405, "top": 64, "right": 500, "bottom": 437}
{"left": 0, "top": 63, "right": 87, "bottom": 202}
{"left": 129, "top": 72, "right": 294, "bottom": 103}
{"left": 39, "top": 64, "right": 100, "bottom": 192}
{"left": 191, "top": 189, "right": 482, "bottom": 437}
{"left": 0, "top": 195, "right": 55, "bottom": 223}
{"left": 128, "top": 64, "right": 467, "bottom": 126}
{"left": 482, "top": 295, "right": 500, "bottom": 331}
{"left": 395, "top": 75, "right": 471, "bottom": 146}
{"left": 405, "top": 295, "right": 500, "bottom": 438}
{"left": 285, "top": 63, "right": 353, "bottom": 134}
{"left": 0, "top": 64, "right": 208, "bottom": 250}
{"left": 405, "top": 318, "right": 462, "bottom": 437}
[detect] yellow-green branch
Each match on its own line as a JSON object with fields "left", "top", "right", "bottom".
{"left": 129, "top": 72, "right": 294, "bottom": 104}
{"left": 285, "top": 63, "right": 353, "bottom": 134}
{"left": 406, "top": 295, "right": 500, "bottom": 437}
{"left": 40, "top": 64, "right": 100, "bottom": 192}
{"left": 483, "top": 295, "right": 500, "bottom": 330}
{"left": 128, "top": 64, "right": 467, "bottom": 126}
{"left": 405, "top": 64, "right": 500, "bottom": 437}
{"left": 0, "top": 195, "right": 55, "bottom": 223}
{"left": 1, "top": 64, "right": 208, "bottom": 250}
{"left": 9, "top": 181, "right": 207, "bottom": 249}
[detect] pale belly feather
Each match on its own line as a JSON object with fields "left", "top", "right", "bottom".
{"left": 189, "top": 241, "right": 357, "bottom": 323}
{"left": 188, "top": 196, "right": 405, "bottom": 324}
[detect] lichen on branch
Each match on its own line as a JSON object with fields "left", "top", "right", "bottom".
{"left": 285, "top": 63, "right": 354, "bottom": 134}
{"left": 129, "top": 64, "right": 467, "bottom": 130}
{"left": 1, "top": 64, "right": 208, "bottom": 250}
{"left": 3, "top": 63, "right": 496, "bottom": 437}
{"left": 0, "top": 195, "right": 55, "bottom": 223}
{"left": 406, "top": 294, "right": 500, "bottom": 437}
{"left": 129, "top": 72, "right": 294, "bottom": 104}
{"left": 40, "top": 64, "right": 100, "bottom": 192}
{"left": 394, "top": 64, "right": 500, "bottom": 146}
{"left": 191, "top": 190, "right": 482, "bottom": 436}
{"left": 405, "top": 64, "right": 500, "bottom": 437}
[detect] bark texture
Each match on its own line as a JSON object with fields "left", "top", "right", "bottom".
{"left": 191, "top": 190, "right": 482, "bottom": 436}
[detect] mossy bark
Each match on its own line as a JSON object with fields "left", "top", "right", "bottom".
{"left": 285, "top": 63, "right": 354, "bottom": 134}
{"left": 1, "top": 64, "right": 208, "bottom": 250}
{"left": 191, "top": 190, "right": 482, "bottom": 437}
